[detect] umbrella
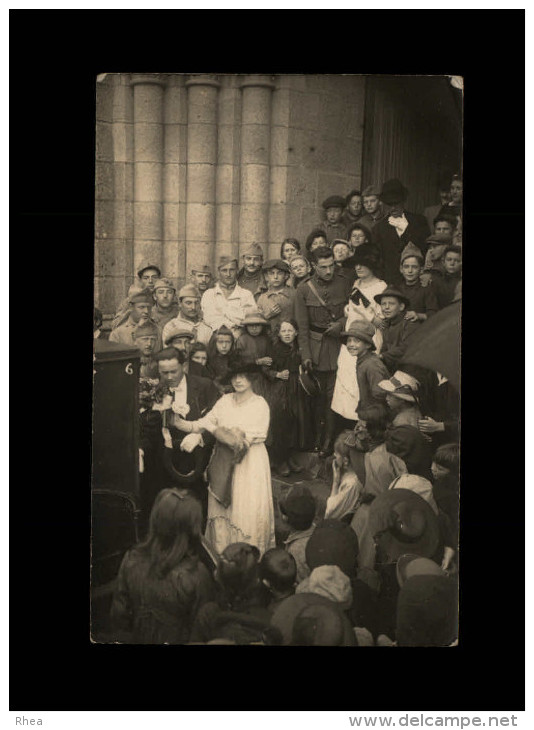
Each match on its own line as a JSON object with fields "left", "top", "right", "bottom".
{"left": 401, "top": 299, "right": 461, "bottom": 392}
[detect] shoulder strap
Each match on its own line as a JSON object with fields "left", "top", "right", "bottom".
{"left": 306, "top": 279, "right": 337, "bottom": 320}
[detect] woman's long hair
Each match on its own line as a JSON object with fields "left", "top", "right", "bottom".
{"left": 135, "top": 489, "right": 203, "bottom": 578}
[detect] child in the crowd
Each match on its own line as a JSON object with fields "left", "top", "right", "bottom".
{"left": 397, "top": 243, "right": 438, "bottom": 322}
{"left": 374, "top": 288, "right": 419, "bottom": 375}
{"left": 260, "top": 548, "right": 297, "bottom": 614}
{"left": 207, "top": 325, "right": 236, "bottom": 394}
{"left": 257, "top": 260, "right": 296, "bottom": 336}
{"left": 319, "top": 195, "right": 348, "bottom": 244}
{"left": 267, "top": 320, "right": 315, "bottom": 474}
{"left": 422, "top": 232, "right": 449, "bottom": 277}
{"left": 338, "top": 322, "right": 390, "bottom": 415}
{"left": 304, "top": 228, "right": 328, "bottom": 260}
{"left": 324, "top": 430, "right": 363, "bottom": 522}
{"left": 332, "top": 239, "right": 357, "bottom": 285}
{"left": 280, "top": 237, "right": 301, "bottom": 262}
{"left": 431, "top": 443, "right": 460, "bottom": 548}
{"left": 190, "top": 542, "right": 272, "bottom": 645}
{"left": 235, "top": 309, "right": 273, "bottom": 400}
{"left": 432, "top": 245, "right": 462, "bottom": 309}
{"left": 347, "top": 222, "right": 373, "bottom": 249}
{"left": 280, "top": 485, "right": 317, "bottom": 583}
{"left": 289, "top": 254, "right": 312, "bottom": 289}
{"left": 189, "top": 342, "right": 209, "bottom": 368}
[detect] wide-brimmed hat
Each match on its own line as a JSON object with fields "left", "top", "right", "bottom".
{"left": 137, "top": 262, "right": 162, "bottom": 279}
{"left": 242, "top": 309, "right": 269, "bottom": 327}
{"left": 389, "top": 475, "right": 438, "bottom": 514}
{"left": 305, "top": 519, "right": 359, "bottom": 578}
{"left": 298, "top": 367, "right": 321, "bottom": 397}
{"left": 396, "top": 574, "right": 458, "bottom": 647}
{"left": 380, "top": 178, "right": 409, "bottom": 205}
{"left": 339, "top": 321, "right": 376, "bottom": 347}
{"left": 352, "top": 243, "right": 380, "bottom": 270}
{"left": 263, "top": 258, "right": 290, "bottom": 273}
{"left": 378, "top": 370, "right": 420, "bottom": 403}
{"left": 296, "top": 565, "right": 353, "bottom": 610}
{"left": 396, "top": 554, "right": 446, "bottom": 588}
{"left": 270, "top": 593, "right": 357, "bottom": 646}
{"left": 220, "top": 354, "right": 262, "bottom": 384}
{"left": 374, "top": 287, "right": 410, "bottom": 309}
{"left": 368, "top": 488, "right": 441, "bottom": 564}
{"left": 322, "top": 195, "right": 346, "bottom": 210}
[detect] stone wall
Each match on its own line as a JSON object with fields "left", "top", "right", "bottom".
{"left": 94, "top": 73, "right": 366, "bottom": 314}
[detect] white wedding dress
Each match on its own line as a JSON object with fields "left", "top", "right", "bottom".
{"left": 195, "top": 392, "right": 276, "bottom": 557}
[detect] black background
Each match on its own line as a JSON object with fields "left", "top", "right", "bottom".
{"left": 9, "top": 9, "right": 525, "bottom": 712}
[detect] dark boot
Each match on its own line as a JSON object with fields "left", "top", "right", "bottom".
{"left": 319, "top": 409, "right": 336, "bottom": 458}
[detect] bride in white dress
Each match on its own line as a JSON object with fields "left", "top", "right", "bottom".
{"left": 172, "top": 361, "right": 276, "bottom": 557}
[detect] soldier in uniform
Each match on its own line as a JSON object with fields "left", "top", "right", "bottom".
{"left": 190, "top": 264, "right": 214, "bottom": 295}
{"left": 111, "top": 263, "right": 162, "bottom": 330}
{"left": 151, "top": 277, "right": 180, "bottom": 330}
{"left": 162, "top": 284, "right": 213, "bottom": 347}
{"left": 109, "top": 290, "right": 162, "bottom": 352}
{"left": 294, "top": 246, "right": 353, "bottom": 457}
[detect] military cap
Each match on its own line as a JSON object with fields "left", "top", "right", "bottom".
{"left": 400, "top": 242, "right": 424, "bottom": 264}
{"left": 133, "top": 320, "right": 159, "bottom": 338}
{"left": 178, "top": 283, "right": 201, "bottom": 300}
{"left": 362, "top": 185, "right": 381, "bottom": 197}
{"left": 153, "top": 277, "right": 176, "bottom": 292}
{"left": 425, "top": 233, "right": 451, "bottom": 246}
{"left": 322, "top": 195, "right": 346, "bottom": 210}
{"left": 217, "top": 255, "right": 238, "bottom": 270}
{"left": 128, "top": 290, "right": 153, "bottom": 305}
{"left": 191, "top": 264, "right": 212, "bottom": 275}
{"left": 262, "top": 258, "right": 290, "bottom": 273}
{"left": 163, "top": 322, "right": 195, "bottom": 346}
{"left": 242, "top": 243, "right": 264, "bottom": 258}
{"left": 137, "top": 262, "right": 162, "bottom": 279}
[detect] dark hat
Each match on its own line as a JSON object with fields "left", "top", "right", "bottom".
{"left": 305, "top": 519, "right": 359, "bottom": 578}
{"left": 352, "top": 243, "right": 380, "bottom": 270}
{"left": 322, "top": 195, "right": 346, "bottom": 210}
{"left": 374, "top": 287, "right": 410, "bottom": 309}
{"left": 362, "top": 185, "right": 381, "bottom": 197}
{"left": 220, "top": 354, "right": 262, "bottom": 384}
{"left": 279, "top": 485, "right": 316, "bottom": 525}
{"left": 137, "top": 263, "right": 162, "bottom": 279}
{"left": 380, "top": 178, "right": 409, "bottom": 205}
{"left": 133, "top": 320, "right": 159, "bottom": 338}
{"left": 270, "top": 593, "right": 357, "bottom": 646}
{"left": 262, "top": 258, "right": 290, "bottom": 273}
{"left": 396, "top": 574, "right": 458, "bottom": 647}
{"left": 426, "top": 233, "right": 451, "bottom": 246}
{"left": 368, "top": 489, "right": 440, "bottom": 564}
{"left": 298, "top": 367, "right": 321, "bottom": 397}
{"left": 128, "top": 290, "right": 153, "bottom": 305}
{"left": 339, "top": 321, "right": 375, "bottom": 347}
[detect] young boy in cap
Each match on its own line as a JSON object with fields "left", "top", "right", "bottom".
{"left": 342, "top": 189, "right": 364, "bottom": 229}
{"left": 359, "top": 185, "right": 391, "bottom": 230}
{"left": 201, "top": 255, "right": 257, "bottom": 339}
{"left": 280, "top": 485, "right": 317, "bottom": 583}
{"left": 374, "top": 288, "right": 419, "bottom": 375}
{"left": 431, "top": 245, "right": 462, "bottom": 309}
{"left": 319, "top": 195, "right": 349, "bottom": 244}
{"left": 163, "top": 284, "right": 213, "bottom": 347}
{"left": 151, "top": 277, "right": 179, "bottom": 329}
{"left": 110, "top": 290, "right": 161, "bottom": 349}
{"left": 256, "top": 259, "right": 296, "bottom": 335}
{"left": 397, "top": 243, "right": 438, "bottom": 322}
{"left": 237, "top": 243, "right": 268, "bottom": 299}
{"left": 339, "top": 321, "right": 390, "bottom": 414}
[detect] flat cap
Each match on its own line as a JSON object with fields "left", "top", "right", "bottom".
{"left": 322, "top": 195, "right": 346, "bottom": 210}
{"left": 128, "top": 290, "right": 154, "bottom": 305}
{"left": 137, "top": 262, "right": 162, "bottom": 278}
{"left": 426, "top": 233, "right": 451, "bottom": 246}
{"left": 133, "top": 320, "right": 159, "bottom": 338}
{"left": 262, "top": 258, "right": 290, "bottom": 273}
{"left": 163, "top": 322, "right": 195, "bottom": 346}
{"left": 362, "top": 185, "right": 381, "bottom": 197}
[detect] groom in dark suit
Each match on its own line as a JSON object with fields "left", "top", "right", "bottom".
{"left": 373, "top": 179, "right": 431, "bottom": 286}
{"left": 139, "top": 347, "right": 219, "bottom": 527}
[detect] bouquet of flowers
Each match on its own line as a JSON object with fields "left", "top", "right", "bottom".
{"left": 139, "top": 378, "right": 172, "bottom": 413}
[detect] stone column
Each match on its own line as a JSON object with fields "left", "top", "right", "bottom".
{"left": 185, "top": 74, "right": 220, "bottom": 275}
{"left": 163, "top": 74, "right": 187, "bottom": 284}
{"left": 130, "top": 73, "right": 166, "bottom": 276}
{"left": 215, "top": 75, "right": 242, "bottom": 262}
{"left": 238, "top": 75, "right": 275, "bottom": 259}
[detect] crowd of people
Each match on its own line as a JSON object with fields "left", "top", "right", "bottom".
{"left": 94, "top": 174, "right": 462, "bottom": 646}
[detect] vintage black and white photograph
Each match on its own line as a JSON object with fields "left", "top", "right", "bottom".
{"left": 91, "top": 72, "right": 462, "bottom": 647}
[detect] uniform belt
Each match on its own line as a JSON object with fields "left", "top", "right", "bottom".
{"left": 309, "top": 324, "right": 329, "bottom": 333}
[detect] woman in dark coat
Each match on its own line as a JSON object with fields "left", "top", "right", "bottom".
{"left": 110, "top": 489, "right": 216, "bottom": 644}
{"left": 267, "top": 319, "right": 315, "bottom": 475}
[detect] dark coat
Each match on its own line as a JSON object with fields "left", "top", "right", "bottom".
{"left": 396, "top": 280, "right": 438, "bottom": 316}
{"left": 380, "top": 313, "right": 420, "bottom": 375}
{"left": 294, "top": 271, "right": 352, "bottom": 371}
{"left": 355, "top": 350, "right": 390, "bottom": 415}
{"left": 431, "top": 271, "right": 462, "bottom": 310}
{"left": 373, "top": 211, "right": 431, "bottom": 286}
